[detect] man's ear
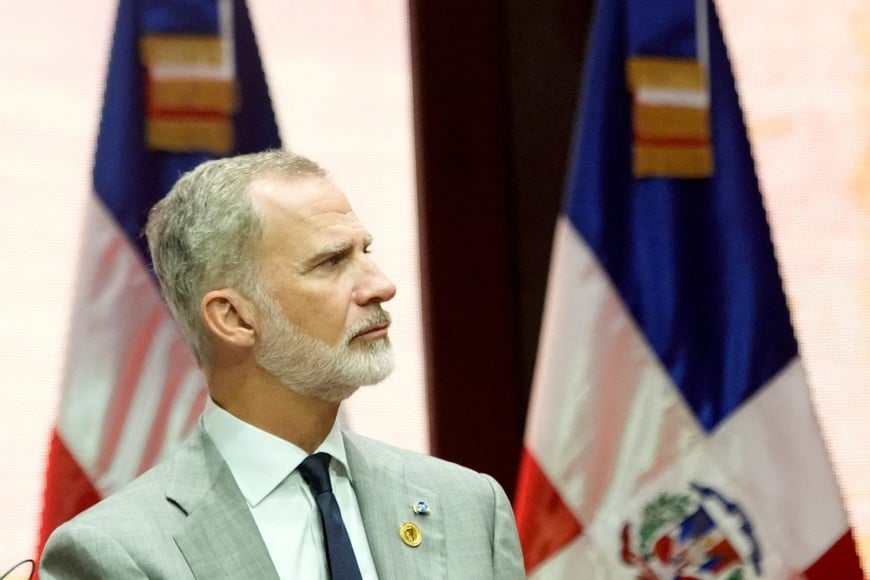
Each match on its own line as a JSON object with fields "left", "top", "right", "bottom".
{"left": 201, "top": 289, "right": 257, "bottom": 349}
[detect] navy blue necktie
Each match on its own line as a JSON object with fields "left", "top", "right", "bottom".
{"left": 297, "top": 453, "right": 363, "bottom": 580}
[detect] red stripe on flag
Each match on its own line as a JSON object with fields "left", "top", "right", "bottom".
{"left": 37, "top": 431, "right": 101, "bottom": 563}
{"left": 93, "top": 234, "right": 125, "bottom": 290}
{"left": 514, "top": 448, "right": 584, "bottom": 572}
{"left": 95, "top": 304, "right": 165, "bottom": 478}
{"left": 146, "top": 109, "right": 227, "bottom": 121}
{"left": 802, "top": 529, "right": 864, "bottom": 579}
{"left": 633, "top": 135, "right": 710, "bottom": 147}
{"left": 135, "top": 336, "right": 189, "bottom": 475}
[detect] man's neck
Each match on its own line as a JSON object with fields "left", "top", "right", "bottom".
{"left": 208, "top": 367, "right": 342, "bottom": 453}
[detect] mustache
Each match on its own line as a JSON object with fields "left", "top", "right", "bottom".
{"left": 347, "top": 308, "right": 392, "bottom": 341}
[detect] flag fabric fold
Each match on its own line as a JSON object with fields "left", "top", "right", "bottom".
{"left": 514, "top": 0, "right": 864, "bottom": 577}
{"left": 38, "top": 0, "right": 281, "bottom": 558}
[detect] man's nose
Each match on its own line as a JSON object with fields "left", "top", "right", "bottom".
{"left": 354, "top": 258, "right": 397, "bottom": 305}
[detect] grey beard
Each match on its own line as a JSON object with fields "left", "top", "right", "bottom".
{"left": 253, "top": 295, "right": 394, "bottom": 402}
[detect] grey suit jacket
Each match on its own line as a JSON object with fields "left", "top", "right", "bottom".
{"left": 40, "top": 424, "right": 525, "bottom": 579}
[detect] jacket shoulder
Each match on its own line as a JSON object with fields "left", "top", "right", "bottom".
{"left": 343, "top": 432, "right": 504, "bottom": 497}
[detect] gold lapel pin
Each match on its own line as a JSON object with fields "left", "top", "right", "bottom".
{"left": 399, "top": 522, "right": 422, "bottom": 548}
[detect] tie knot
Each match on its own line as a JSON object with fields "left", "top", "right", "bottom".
{"left": 298, "top": 452, "right": 333, "bottom": 495}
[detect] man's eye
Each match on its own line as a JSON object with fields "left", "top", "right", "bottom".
{"left": 322, "top": 254, "right": 344, "bottom": 267}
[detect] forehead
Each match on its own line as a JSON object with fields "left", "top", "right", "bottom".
{"left": 249, "top": 173, "right": 345, "bottom": 211}
{"left": 249, "top": 174, "right": 368, "bottom": 252}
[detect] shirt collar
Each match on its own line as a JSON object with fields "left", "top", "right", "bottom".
{"left": 203, "top": 397, "right": 351, "bottom": 507}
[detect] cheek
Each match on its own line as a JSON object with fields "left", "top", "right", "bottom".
{"left": 287, "top": 290, "right": 351, "bottom": 345}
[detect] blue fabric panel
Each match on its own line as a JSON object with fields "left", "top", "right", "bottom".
{"left": 142, "top": 0, "right": 220, "bottom": 35}
{"left": 627, "top": 0, "right": 697, "bottom": 58}
{"left": 564, "top": 0, "right": 797, "bottom": 432}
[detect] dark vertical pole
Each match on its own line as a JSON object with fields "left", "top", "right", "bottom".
{"left": 504, "top": 0, "right": 592, "bottom": 396}
{"left": 408, "top": 1, "right": 525, "bottom": 495}
{"left": 408, "top": 0, "right": 592, "bottom": 498}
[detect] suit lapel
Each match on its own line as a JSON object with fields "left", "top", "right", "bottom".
{"left": 168, "top": 424, "right": 280, "bottom": 580}
{"left": 344, "top": 433, "right": 447, "bottom": 580}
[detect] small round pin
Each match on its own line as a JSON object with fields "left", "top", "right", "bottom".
{"left": 413, "top": 500, "right": 430, "bottom": 515}
{"left": 399, "top": 522, "right": 422, "bottom": 547}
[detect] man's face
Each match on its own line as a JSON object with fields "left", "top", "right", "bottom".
{"left": 248, "top": 175, "right": 397, "bottom": 398}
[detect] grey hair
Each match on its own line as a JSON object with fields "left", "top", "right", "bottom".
{"left": 145, "top": 149, "right": 327, "bottom": 366}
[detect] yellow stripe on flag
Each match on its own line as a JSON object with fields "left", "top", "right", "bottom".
{"left": 149, "top": 79, "right": 238, "bottom": 113}
{"left": 627, "top": 56, "right": 705, "bottom": 90}
{"left": 634, "top": 144, "right": 713, "bottom": 178}
{"left": 634, "top": 105, "right": 710, "bottom": 140}
{"left": 141, "top": 35, "right": 225, "bottom": 67}
{"left": 146, "top": 119, "right": 233, "bottom": 155}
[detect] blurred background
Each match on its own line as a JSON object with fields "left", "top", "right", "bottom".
{"left": 1, "top": 0, "right": 868, "bottom": 574}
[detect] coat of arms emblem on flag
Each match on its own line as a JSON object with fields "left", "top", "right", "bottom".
{"left": 621, "top": 483, "right": 760, "bottom": 579}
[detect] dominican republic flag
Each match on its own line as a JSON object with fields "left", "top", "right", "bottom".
{"left": 37, "top": 0, "right": 280, "bottom": 558}
{"left": 514, "top": 0, "right": 864, "bottom": 578}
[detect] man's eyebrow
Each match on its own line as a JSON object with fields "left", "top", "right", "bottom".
{"left": 305, "top": 241, "right": 353, "bottom": 268}
{"left": 304, "top": 234, "right": 375, "bottom": 268}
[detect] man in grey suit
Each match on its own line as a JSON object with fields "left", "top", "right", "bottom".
{"left": 40, "top": 151, "right": 525, "bottom": 579}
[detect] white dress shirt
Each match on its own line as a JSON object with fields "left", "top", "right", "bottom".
{"left": 203, "top": 398, "right": 380, "bottom": 580}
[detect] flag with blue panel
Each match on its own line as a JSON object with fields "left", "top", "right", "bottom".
{"left": 514, "top": 0, "right": 864, "bottom": 577}
{"left": 39, "top": 0, "right": 281, "bottom": 557}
